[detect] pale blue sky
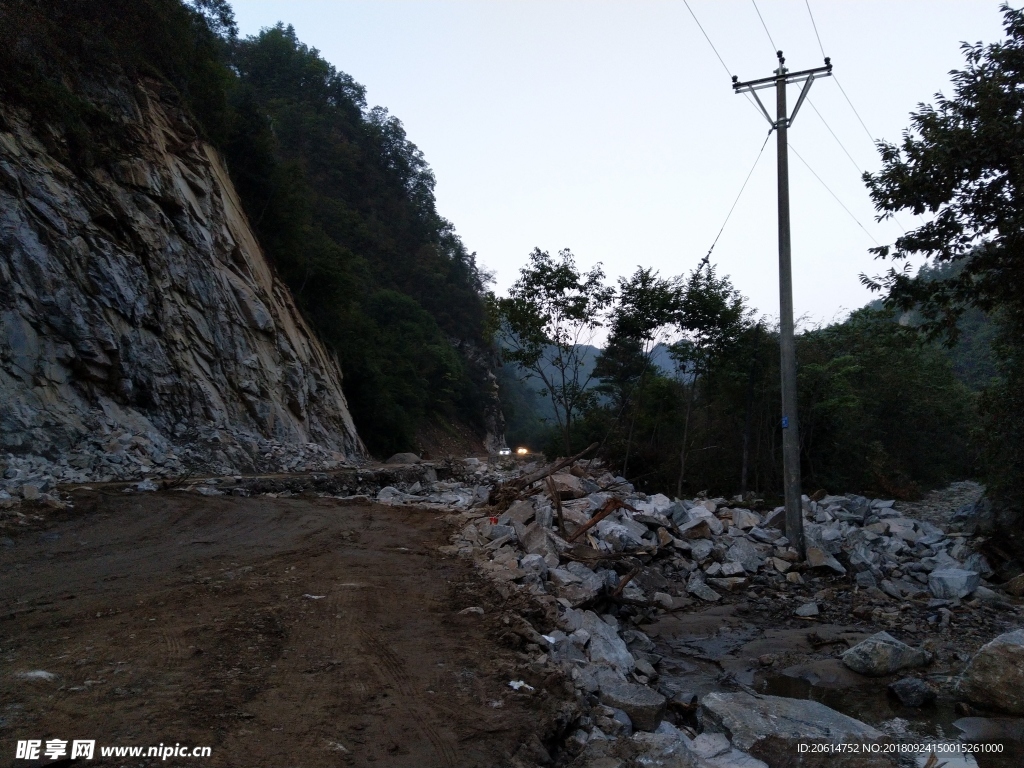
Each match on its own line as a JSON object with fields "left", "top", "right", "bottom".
{"left": 230, "top": 0, "right": 1006, "bottom": 325}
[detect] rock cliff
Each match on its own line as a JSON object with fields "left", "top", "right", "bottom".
{"left": 0, "top": 79, "right": 364, "bottom": 486}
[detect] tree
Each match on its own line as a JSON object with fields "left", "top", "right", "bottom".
{"left": 498, "top": 249, "right": 614, "bottom": 454}
{"left": 594, "top": 268, "right": 680, "bottom": 474}
{"left": 670, "top": 263, "right": 749, "bottom": 496}
{"left": 862, "top": 4, "right": 1024, "bottom": 337}
{"left": 862, "top": 3, "right": 1024, "bottom": 545}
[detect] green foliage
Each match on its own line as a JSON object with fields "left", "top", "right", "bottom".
{"left": 222, "top": 23, "right": 491, "bottom": 454}
{"left": 595, "top": 268, "right": 679, "bottom": 412}
{"left": 0, "top": 0, "right": 236, "bottom": 161}
{"left": 797, "top": 309, "right": 976, "bottom": 497}
{"left": 497, "top": 248, "right": 614, "bottom": 454}
{"left": 0, "top": 2, "right": 493, "bottom": 456}
{"left": 577, "top": 282, "right": 974, "bottom": 500}
{"left": 862, "top": 3, "right": 1024, "bottom": 513}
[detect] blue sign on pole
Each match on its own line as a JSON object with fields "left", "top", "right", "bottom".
{"left": 781, "top": 416, "right": 789, "bottom": 429}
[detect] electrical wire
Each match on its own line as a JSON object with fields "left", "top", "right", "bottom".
{"left": 682, "top": 0, "right": 733, "bottom": 79}
{"left": 789, "top": 143, "right": 880, "bottom": 246}
{"left": 802, "top": 0, "right": 876, "bottom": 145}
{"left": 807, "top": 99, "right": 863, "bottom": 176}
{"left": 751, "top": 0, "right": 779, "bottom": 54}
{"left": 681, "top": 0, "right": 888, "bottom": 249}
{"left": 802, "top": 0, "right": 908, "bottom": 233}
{"left": 700, "top": 130, "right": 774, "bottom": 266}
{"left": 805, "top": 0, "right": 826, "bottom": 59}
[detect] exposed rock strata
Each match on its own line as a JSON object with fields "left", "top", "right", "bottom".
{"left": 0, "top": 80, "right": 363, "bottom": 479}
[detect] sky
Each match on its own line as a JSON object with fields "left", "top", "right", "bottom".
{"left": 230, "top": 0, "right": 1007, "bottom": 326}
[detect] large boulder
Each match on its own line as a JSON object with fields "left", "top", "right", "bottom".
{"left": 549, "top": 472, "right": 585, "bottom": 499}
{"left": 385, "top": 452, "right": 421, "bottom": 465}
{"left": 928, "top": 568, "right": 980, "bottom": 599}
{"left": 701, "top": 692, "right": 883, "bottom": 752}
{"left": 841, "top": 632, "right": 929, "bottom": 677}
{"left": 959, "top": 630, "right": 1024, "bottom": 714}
{"left": 598, "top": 678, "right": 667, "bottom": 732}
{"left": 579, "top": 611, "right": 635, "bottom": 675}
{"left": 726, "top": 538, "right": 764, "bottom": 573}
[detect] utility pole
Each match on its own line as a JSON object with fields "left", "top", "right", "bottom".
{"left": 733, "top": 51, "right": 831, "bottom": 558}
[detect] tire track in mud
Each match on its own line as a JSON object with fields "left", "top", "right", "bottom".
{"left": 324, "top": 571, "right": 459, "bottom": 767}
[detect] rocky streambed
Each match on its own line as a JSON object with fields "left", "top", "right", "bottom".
{"left": 424, "top": 457, "right": 1024, "bottom": 767}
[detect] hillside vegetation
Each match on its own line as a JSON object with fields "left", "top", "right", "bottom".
{"left": 0, "top": 0, "right": 493, "bottom": 456}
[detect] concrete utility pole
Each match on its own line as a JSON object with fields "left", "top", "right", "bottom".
{"left": 732, "top": 51, "right": 831, "bottom": 558}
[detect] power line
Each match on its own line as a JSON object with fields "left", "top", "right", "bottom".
{"left": 807, "top": 99, "right": 863, "bottom": 176}
{"left": 789, "top": 143, "right": 880, "bottom": 246}
{"left": 801, "top": 0, "right": 908, "bottom": 233}
{"left": 801, "top": 1, "right": 876, "bottom": 146}
{"left": 750, "top": 0, "right": 779, "bottom": 54}
{"left": 700, "top": 130, "right": 774, "bottom": 265}
{"left": 833, "top": 74, "right": 878, "bottom": 147}
{"left": 682, "top": 0, "right": 733, "bottom": 79}
{"left": 804, "top": 0, "right": 826, "bottom": 59}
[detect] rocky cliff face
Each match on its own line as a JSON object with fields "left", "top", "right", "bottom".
{"left": 0, "top": 79, "right": 364, "bottom": 485}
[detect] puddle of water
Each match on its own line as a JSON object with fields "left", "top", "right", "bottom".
{"left": 663, "top": 625, "right": 760, "bottom": 658}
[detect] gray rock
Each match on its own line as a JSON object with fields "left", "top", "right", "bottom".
{"left": 677, "top": 518, "right": 712, "bottom": 540}
{"left": 581, "top": 612, "right": 634, "bottom": 675}
{"left": 928, "top": 568, "right": 980, "bottom": 599}
{"left": 549, "top": 472, "right": 585, "bottom": 499}
{"left": 762, "top": 507, "right": 786, "bottom": 529}
{"left": 855, "top": 571, "right": 877, "bottom": 589}
{"left": 887, "top": 677, "right": 936, "bottom": 707}
{"left": 630, "top": 730, "right": 699, "bottom": 768}
{"left": 135, "top": 478, "right": 158, "bottom": 492}
{"left": 726, "top": 538, "right": 764, "bottom": 573}
{"left": 748, "top": 527, "right": 779, "bottom": 544}
{"left": 519, "top": 554, "right": 548, "bottom": 579}
{"left": 731, "top": 508, "right": 761, "bottom": 530}
{"left": 691, "top": 732, "right": 731, "bottom": 759}
{"left": 499, "top": 500, "right": 535, "bottom": 526}
{"left": 689, "top": 539, "right": 714, "bottom": 562}
{"left": 488, "top": 524, "right": 515, "bottom": 541}
{"left": 516, "top": 522, "right": 559, "bottom": 558}
{"left": 806, "top": 546, "right": 847, "bottom": 574}
{"left": 701, "top": 691, "right": 883, "bottom": 752}
{"left": 598, "top": 679, "right": 666, "bottom": 732}
{"left": 549, "top": 567, "right": 580, "bottom": 587}
{"left": 20, "top": 484, "right": 40, "bottom": 501}
{"left": 377, "top": 486, "right": 402, "bottom": 502}
{"left": 959, "top": 629, "right": 1024, "bottom": 714}
{"left": 794, "top": 602, "right": 819, "bottom": 617}
{"left": 842, "top": 631, "right": 929, "bottom": 677}
{"left": 687, "top": 579, "right": 722, "bottom": 602}
{"left": 385, "top": 452, "right": 421, "bottom": 464}
{"left": 961, "top": 553, "right": 994, "bottom": 578}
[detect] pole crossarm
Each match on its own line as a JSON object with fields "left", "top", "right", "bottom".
{"left": 733, "top": 56, "right": 832, "bottom": 130}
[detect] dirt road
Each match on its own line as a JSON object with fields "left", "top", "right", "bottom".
{"left": 1, "top": 491, "right": 560, "bottom": 767}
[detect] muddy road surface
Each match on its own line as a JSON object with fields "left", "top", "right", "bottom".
{"left": 1, "top": 491, "right": 562, "bottom": 767}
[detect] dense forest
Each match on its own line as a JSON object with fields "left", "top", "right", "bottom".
{"left": 0, "top": 0, "right": 493, "bottom": 455}
{"left": 497, "top": 256, "right": 977, "bottom": 501}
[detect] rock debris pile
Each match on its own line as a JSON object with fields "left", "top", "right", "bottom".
{"left": 409, "top": 455, "right": 1024, "bottom": 766}
{"left": 0, "top": 425, "right": 349, "bottom": 511}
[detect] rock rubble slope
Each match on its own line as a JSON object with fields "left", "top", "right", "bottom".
{"left": 367, "top": 455, "right": 1023, "bottom": 765}
{"left": 0, "top": 79, "right": 363, "bottom": 487}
